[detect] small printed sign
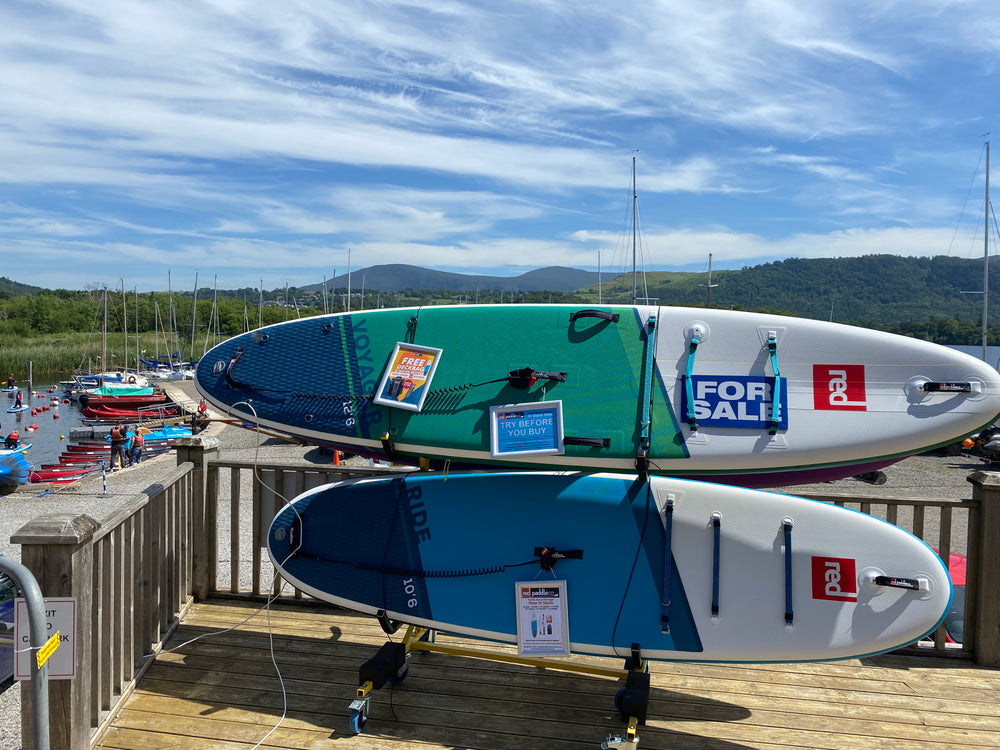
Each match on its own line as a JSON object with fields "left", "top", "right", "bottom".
{"left": 516, "top": 581, "right": 570, "bottom": 656}
{"left": 15, "top": 598, "right": 76, "bottom": 680}
{"left": 36, "top": 632, "right": 60, "bottom": 670}
{"left": 372, "top": 343, "right": 443, "bottom": 412}
{"left": 490, "top": 401, "right": 564, "bottom": 457}
{"left": 681, "top": 375, "right": 788, "bottom": 430}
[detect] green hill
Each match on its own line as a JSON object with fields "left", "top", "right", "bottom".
{"left": 577, "top": 254, "right": 997, "bottom": 326}
{"left": 301, "top": 264, "right": 605, "bottom": 294}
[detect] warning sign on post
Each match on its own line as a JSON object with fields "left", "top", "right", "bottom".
{"left": 15, "top": 598, "right": 76, "bottom": 680}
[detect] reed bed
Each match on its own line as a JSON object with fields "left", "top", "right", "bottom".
{"left": 0, "top": 331, "right": 168, "bottom": 378}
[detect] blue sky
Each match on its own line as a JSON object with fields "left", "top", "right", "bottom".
{"left": 5, "top": 1, "right": 999, "bottom": 292}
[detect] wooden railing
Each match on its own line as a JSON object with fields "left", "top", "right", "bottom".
{"left": 10, "top": 434, "right": 1000, "bottom": 749}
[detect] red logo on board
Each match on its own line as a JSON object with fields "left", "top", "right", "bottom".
{"left": 811, "top": 556, "right": 858, "bottom": 601}
{"left": 813, "top": 365, "right": 867, "bottom": 411}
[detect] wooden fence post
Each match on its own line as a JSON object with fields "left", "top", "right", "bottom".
{"left": 969, "top": 470, "right": 1000, "bottom": 667}
{"left": 173, "top": 434, "right": 220, "bottom": 600}
{"left": 12, "top": 513, "right": 100, "bottom": 750}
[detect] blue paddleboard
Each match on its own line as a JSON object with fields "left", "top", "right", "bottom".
{"left": 268, "top": 471, "right": 951, "bottom": 663}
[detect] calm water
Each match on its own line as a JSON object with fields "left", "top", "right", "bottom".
{"left": 947, "top": 345, "right": 1000, "bottom": 370}
{"left": 3, "top": 382, "right": 89, "bottom": 470}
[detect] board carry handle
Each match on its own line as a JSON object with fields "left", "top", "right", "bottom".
{"left": 568, "top": 309, "right": 620, "bottom": 323}
{"left": 505, "top": 367, "right": 568, "bottom": 389}
{"left": 563, "top": 436, "right": 611, "bottom": 448}
{"left": 871, "top": 574, "right": 928, "bottom": 591}
{"left": 534, "top": 546, "right": 584, "bottom": 571}
{"left": 920, "top": 381, "right": 979, "bottom": 394}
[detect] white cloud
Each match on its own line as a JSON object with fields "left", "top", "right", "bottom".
{"left": 0, "top": 0, "right": 996, "bottom": 293}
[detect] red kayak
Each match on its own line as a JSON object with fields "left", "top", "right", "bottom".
{"left": 79, "top": 393, "right": 168, "bottom": 408}
{"left": 57, "top": 453, "right": 111, "bottom": 463}
{"left": 82, "top": 405, "right": 179, "bottom": 420}
{"left": 65, "top": 443, "right": 112, "bottom": 452}
{"left": 29, "top": 466, "right": 99, "bottom": 483}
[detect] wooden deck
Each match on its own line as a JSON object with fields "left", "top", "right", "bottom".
{"left": 92, "top": 599, "right": 1000, "bottom": 750}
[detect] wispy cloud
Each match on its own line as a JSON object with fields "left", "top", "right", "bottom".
{"left": 0, "top": 0, "right": 996, "bottom": 290}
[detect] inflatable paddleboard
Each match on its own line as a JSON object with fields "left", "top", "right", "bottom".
{"left": 0, "top": 444, "right": 30, "bottom": 494}
{"left": 196, "top": 304, "right": 1000, "bottom": 486}
{"left": 268, "top": 472, "right": 951, "bottom": 663}
{"left": 5, "top": 405, "right": 28, "bottom": 414}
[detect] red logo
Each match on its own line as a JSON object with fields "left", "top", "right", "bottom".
{"left": 811, "top": 556, "right": 858, "bottom": 601}
{"left": 813, "top": 365, "right": 867, "bottom": 411}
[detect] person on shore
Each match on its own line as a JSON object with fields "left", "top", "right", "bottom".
{"left": 129, "top": 427, "right": 145, "bottom": 465}
{"left": 123, "top": 425, "right": 135, "bottom": 467}
{"left": 4, "top": 430, "right": 17, "bottom": 449}
{"left": 107, "top": 422, "right": 126, "bottom": 470}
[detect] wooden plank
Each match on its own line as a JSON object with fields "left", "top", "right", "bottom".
{"left": 95, "top": 599, "right": 1000, "bottom": 750}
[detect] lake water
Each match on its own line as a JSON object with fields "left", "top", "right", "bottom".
{"left": 4, "top": 382, "right": 89, "bottom": 470}
{"left": 947, "top": 345, "right": 1000, "bottom": 370}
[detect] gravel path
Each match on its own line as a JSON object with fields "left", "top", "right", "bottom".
{"left": 0, "top": 405, "right": 988, "bottom": 749}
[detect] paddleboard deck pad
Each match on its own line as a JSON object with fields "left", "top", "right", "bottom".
{"left": 196, "top": 305, "right": 1000, "bottom": 486}
{"left": 268, "top": 471, "right": 951, "bottom": 663}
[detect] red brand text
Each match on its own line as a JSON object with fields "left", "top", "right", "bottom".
{"left": 813, "top": 365, "right": 867, "bottom": 411}
{"left": 811, "top": 556, "right": 858, "bottom": 601}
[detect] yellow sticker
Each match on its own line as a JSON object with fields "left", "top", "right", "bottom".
{"left": 36, "top": 631, "right": 60, "bottom": 670}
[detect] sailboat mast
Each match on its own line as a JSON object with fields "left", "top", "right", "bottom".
{"left": 984, "top": 140, "right": 990, "bottom": 362}
{"left": 101, "top": 289, "right": 107, "bottom": 386}
{"left": 631, "top": 156, "right": 638, "bottom": 303}
{"left": 121, "top": 278, "right": 128, "bottom": 373}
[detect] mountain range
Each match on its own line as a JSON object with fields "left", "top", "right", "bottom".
{"left": 6, "top": 254, "right": 1000, "bottom": 328}
{"left": 300, "top": 265, "right": 604, "bottom": 294}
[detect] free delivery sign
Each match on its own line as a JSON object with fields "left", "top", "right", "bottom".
{"left": 681, "top": 375, "right": 788, "bottom": 430}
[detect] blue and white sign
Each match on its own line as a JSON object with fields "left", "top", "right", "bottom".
{"left": 682, "top": 376, "right": 788, "bottom": 430}
{"left": 490, "top": 401, "right": 564, "bottom": 457}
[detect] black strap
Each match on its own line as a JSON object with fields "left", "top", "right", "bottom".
{"left": 563, "top": 436, "right": 611, "bottom": 448}
{"left": 506, "top": 367, "right": 568, "bottom": 389}
{"left": 534, "top": 546, "right": 584, "bottom": 571}
{"left": 783, "top": 519, "right": 794, "bottom": 627}
{"left": 660, "top": 498, "right": 674, "bottom": 633}
{"left": 569, "top": 309, "right": 620, "bottom": 323}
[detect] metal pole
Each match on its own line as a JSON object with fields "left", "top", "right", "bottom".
{"left": 984, "top": 140, "right": 990, "bottom": 362}
{"left": 0, "top": 555, "right": 50, "bottom": 750}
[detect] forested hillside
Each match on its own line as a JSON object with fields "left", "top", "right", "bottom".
{"left": 584, "top": 255, "right": 995, "bottom": 326}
